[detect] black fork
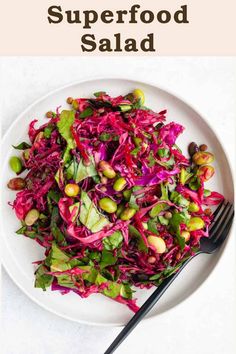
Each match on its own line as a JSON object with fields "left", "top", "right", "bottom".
{"left": 104, "top": 201, "right": 234, "bottom": 354}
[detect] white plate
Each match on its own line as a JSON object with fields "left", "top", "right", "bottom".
{"left": 0, "top": 78, "right": 234, "bottom": 326}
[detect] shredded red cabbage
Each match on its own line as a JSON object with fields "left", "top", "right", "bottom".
{"left": 8, "top": 90, "right": 224, "bottom": 313}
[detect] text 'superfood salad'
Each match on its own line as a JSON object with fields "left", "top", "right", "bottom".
{"left": 8, "top": 89, "right": 223, "bottom": 312}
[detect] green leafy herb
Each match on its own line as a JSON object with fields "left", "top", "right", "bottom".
{"left": 132, "top": 186, "right": 143, "bottom": 192}
{"left": 123, "top": 189, "right": 132, "bottom": 201}
{"left": 160, "top": 183, "right": 169, "bottom": 201}
{"left": 89, "top": 251, "right": 101, "bottom": 262}
{"left": 12, "top": 142, "right": 31, "bottom": 150}
{"left": 147, "top": 151, "right": 156, "bottom": 167}
{"left": 157, "top": 148, "right": 169, "bottom": 158}
{"left": 56, "top": 274, "right": 76, "bottom": 289}
{"left": 103, "top": 231, "right": 123, "bottom": 251}
{"left": 16, "top": 225, "right": 27, "bottom": 234}
{"left": 158, "top": 215, "right": 169, "bottom": 226}
{"left": 24, "top": 229, "right": 38, "bottom": 239}
{"left": 82, "top": 266, "right": 98, "bottom": 283}
{"left": 128, "top": 225, "right": 148, "bottom": 252}
{"left": 132, "top": 98, "right": 141, "bottom": 109}
{"left": 158, "top": 155, "right": 175, "bottom": 168}
{"left": 57, "top": 110, "right": 75, "bottom": 147}
{"left": 169, "top": 211, "right": 190, "bottom": 249}
{"left": 44, "top": 125, "right": 54, "bottom": 138}
{"left": 120, "top": 284, "right": 133, "bottom": 299}
{"left": 66, "top": 156, "right": 97, "bottom": 183}
{"left": 99, "top": 133, "right": 111, "bottom": 141}
{"left": 128, "top": 194, "right": 139, "bottom": 211}
{"left": 149, "top": 265, "right": 179, "bottom": 281}
{"left": 47, "top": 190, "right": 61, "bottom": 203}
{"left": 35, "top": 264, "right": 53, "bottom": 291}
{"left": 49, "top": 242, "right": 71, "bottom": 272}
{"left": 79, "top": 190, "right": 110, "bottom": 233}
{"left": 170, "top": 191, "right": 190, "bottom": 208}
{"left": 149, "top": 203, "right": 168, "bottom": 218}
{"left": 103, "top": 281, "right": 122, "bottom": 298}
{"left": 189, "top": 176, "right": 201, "bottom": 191}
{"left": 100, "top": 250, "right": 117, "bottom": 269}
{"left": 51, "top": 222, "right": 66, "bottom": 246}
{"left": 204, "top": 189, "right": 211, "bottom": 197}
{"left": 79, "top": 107, "right": 93, "bottom": 118}
{"left": 57, "top": 110, "right": 75, "bottom": 162}
{"left": 180, "top": 168, "right": 193, "bottom": 185}
{"left": 147, "top": 219, "right": 159, "bottom": 235}
{"left": 130, "top": 147, "right": 141, "bottom": 156}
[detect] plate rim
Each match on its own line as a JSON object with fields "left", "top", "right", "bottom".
{"left": 1, "top": 75, "right": 234, "bottom": 326}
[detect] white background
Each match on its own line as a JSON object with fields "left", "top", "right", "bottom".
{"left": 0, "top": 57, "right": 235, "bottom": 354}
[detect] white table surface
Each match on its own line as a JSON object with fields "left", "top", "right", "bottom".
{"left": 0, "top": 57, "right": 235, "bottom": 354}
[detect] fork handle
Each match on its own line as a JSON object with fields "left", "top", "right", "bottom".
{"left": 104, "top": 255, "right": 195, "bottom": 354}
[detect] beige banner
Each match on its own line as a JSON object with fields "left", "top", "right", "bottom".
{"left": 0, "top": 0, "right": 235, "bottom": 55}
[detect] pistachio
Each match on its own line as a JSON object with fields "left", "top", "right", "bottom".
{"left": 23, "top": 149, "right": 30, "bottom": 160}
{"left": 120, "top": 207, "right": 136, "bottom": 220}
{"left": 9, "top": 156, "right": 23, "bottom": 174}
{"left": 199, "top": 144, "right": 208, "bottom": 151}
{"left": 188, "top": 142, "right": 199, "bottom": 157}
{"left": 120, "top": 105, "right": 132, "bottom": 112}
{"left": 187, "top": 217, "right": 205, "bottom": 231}
{"left": 188, "top": 202, "right": 200, "bottom": 213}
{"left": 133, "top": 89, "right": 145, "bottom": 105}
{"left": 66, "top": 97, "right": 73, "bottom": 104}
{"left": 7, "top": 177, "right": 26, "bottom": 190}
{"left": 181, "top": 231, "right": 190, "bottom": 242}
{"left": 72, "top": 99, "right": 79, "bottom": 110}
{"left": 46, "top": 111, "right": 53, "bottom": 119}
{"left": 198, "top": 165, "right": 215, "bottom": 181}
{"left": 64, "top": 184, "right": 80, "bottom": 197}
{"left": 113, "top": 177, "right": 127, "bottom": 192}
{"left": 164, "top": 211, "right": 172, "bottom": 219}
{"left": 25, "top": 209, "right": 40, "bottom": 226}
{"left": 147, "top": 236, "right": 166, "bottom": 254}
{"left": 192, "top": 151, "right": 214, "bottom": 165}
{"left": 99, "top": 197, "right": 117, "bottom": 213}
{"left": 34, "top": 131, "right": 44, "bottom": 143}
{"left": 99, "top": 161, "right": 116, "bottom": 179}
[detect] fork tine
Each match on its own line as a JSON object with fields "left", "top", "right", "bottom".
{"left": 209, "top": 202, "right": 230, "bottom": 236}
{"left": 208, "top": 201, "right": 226, "bottom": 233}
{"left": 216, "top": 213, "right": 234, "bottom": 247}
{"left": 210, "top": 203, "right": 232, "bottom": 238}
{"left": 213, "top": 205, "right": 234, "bottom": 245}
{"left": 212, "top": 200, "right": 225, "bottom": 218}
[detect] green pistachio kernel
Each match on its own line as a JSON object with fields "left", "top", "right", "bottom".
{"left": 9, "top": 156, "right": 23, "bottom": 174}
{"left": 99, "top": 197, "right": 117, "bottom": 214}
{"left": 187, "top": 217, "right": 205, "bottom": 231}
{"left": 113, "top": 177, "right": 127, "bottom": 192}
{"left": 120, "top": 207, "right": 136, "bottom": 221}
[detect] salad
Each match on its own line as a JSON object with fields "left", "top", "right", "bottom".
{"left": 7, "top": 89, "right": 224, "bottom": 312}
